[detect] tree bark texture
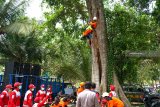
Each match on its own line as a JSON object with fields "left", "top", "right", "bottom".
{"left": 113, "top": 72, "right": 132, "bottom": 107}
{"left": 86, "top": 0, "right": 108, "bottom": 93}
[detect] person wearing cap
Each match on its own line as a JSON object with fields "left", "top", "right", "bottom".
{"left": 81, "top": 16, "right": 97, "bottom": 46}
{"left": 46, "top": 85, "right": 53, "bottom": 105}
{"left": 0, "top": 84, "right": 13, "bottom": 107}
{"left": 8, "top": 82, "right": 22, "bottom": 107}
{"left": 76, "top": 81, "right": 100, "bottom": 107}
{"left": 77, "top": 82, "right": 85, "bottom": 95}
{"left": 33, "top": 91, "right": 51, "bottom": 107}
{"left": 109, "top": 85, "right": 117, "bottom": 97}
{"left": 23, "top": 84, "right": 36, "bottom": 107}
{"left": 36, "top": 84, "right": 46, "bottom": 101}
{"left": 101, "top": 92, "right": 124, "bottom": 107}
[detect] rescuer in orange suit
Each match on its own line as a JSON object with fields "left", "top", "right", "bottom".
{"left": 77, "top": 82, "right": 85, "bottom": 95}
{"left": 59, "top": 97, "right": 70, "bottom": 107}
{"left": 81, "top": 17, "right": 97, "bottom": 39}
{"left": 50, "top": 97, "right": 61, "bottom": 107}
{"left": 101, "top": 92, "right": 124, "bottom": 107}
{"left": 81, "top": 17, "right": 97, "bottom": 46}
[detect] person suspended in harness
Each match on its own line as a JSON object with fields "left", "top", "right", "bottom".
{"left": 81, "top": 17, "right": 97, "bottom": 46}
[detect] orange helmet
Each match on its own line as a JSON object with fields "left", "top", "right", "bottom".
{"left": 6, "top": 84, "right": 13, "bottom": 89}
{"left": 80, "top": 82, "right": 85, "bottom": 87}
{"left": 14, "top": 82, "right": 22, "bottom": 87}
{"left": 29, "top": 84, "right": 36, "bottom": 89}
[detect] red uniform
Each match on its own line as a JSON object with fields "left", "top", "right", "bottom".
{"left": 101, "top": 98, "right": 107, "bottom": 107}
{"left": 109, "top": 91, "right": 117, "bottom": 97}
{"left": 33, "top": 96, "right": 49, "bottom": 107}
{"left": 0, "top": 90, "right": 9, "bottom": 107}
{"left": 8, "top": 89, "right": 21, "bottom": 107}
{"left": 36, "top": 90, "right": 46, "bottom": 101}
{"left": 46, "top": 87, "right": 52, "bottom": 104}
{"left": 23, "top": 90, "right": 33, "bottom": 107}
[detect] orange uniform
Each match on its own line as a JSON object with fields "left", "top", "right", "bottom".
{"left": 50, "top": 103, "right": 61, "bottom": 107}
{"left": 107, "top": 97, "right": 124, "bottom": 107}
{"left": 82, "top": 21, "right": 97, "bottom": 37}
{"left": 59, "top": 100, "right": 68, "bottom": 107}
{"left": 77, "top": 87, "right": 84, "bottom": 95}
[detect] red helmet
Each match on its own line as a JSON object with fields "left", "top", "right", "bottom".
{"left": 14, "top": 82, "right": 22, "bottom": 87}
{"left": 41, "top": 84, "right": 45, "bottom": 88}
{"left": 6, "top": 84, "right": 13, "bottom": 89}
{"left": 29, "top": 84, "right": 36, "bottom": 89}
{"left": 110, "top": 85, "right": 115, "bottom": 91}
{"left": 34, "top": 97, "right": 40, "bottom": 103}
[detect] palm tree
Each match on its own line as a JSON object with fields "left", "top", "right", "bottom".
{"left": 0, "top": 31, "right": 43, "bottom": 63}
{"left": 0, "top": 0, "right": 28, "bottom": 34}
{"left": 0, "top": 0, "right": 43, "bottom": 63}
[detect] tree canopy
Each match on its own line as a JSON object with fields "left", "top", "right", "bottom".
{"left": 0, "top": 0, "right": 160, "bottom": 87}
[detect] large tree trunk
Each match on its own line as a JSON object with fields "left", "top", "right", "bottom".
{"left": 113, "top": 72, "right": 132, "bottom": 107}
{"left": 86, "top": 0, "right": 108, "bottom": 93}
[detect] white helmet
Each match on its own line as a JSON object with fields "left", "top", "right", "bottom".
{"left": 93, "top": 17, "right": 97, "bottom": 20}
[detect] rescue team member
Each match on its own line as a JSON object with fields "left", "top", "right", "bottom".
{"left": 101, "top": 92, "right": 124, "bottom": 107}
{"left": 59, "top": 97, "right": 70, "bottom": 107}
{"left": 50, "top": 97, "right": 61, "bottom": 107}
{"left": 81, "top": 17, "right": 97, "bottom": 46}
{"left": 8, "top": 82, "right": 22, "bottom": 107}
{"left": 91, "top": 82, "right": 101, "bottom": 103}
{"left": 46, "top": 86, "right": 53, "bottom": 105}
{"left": 81, "top": 17, "right": 97, "bottom": 40}
{"left": 23, "top": 84, "right": 36, "bottom": 107}
{"left": 77, "top": 82, "right": 85, "bottom": 95}
{"left": 109, "top": 85, "right": 117, "bottom": 97}
{"left": 33, "top": 92, "right": 51, "bottom": 107}
{"left": 36, "top": 84, "right": 46, "bottom": 101}
{"left": 0, "top": 84, "right": 13, "bottom": 107}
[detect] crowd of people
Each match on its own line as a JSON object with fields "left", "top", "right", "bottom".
{"left": 0, "top": 81, "right": 124, "bottom": 107}
{"left": 0, "top": 82, "right": 71, "bottom": 107}
{"left": 76, "top": 82, "right": 124, "bottom": 107}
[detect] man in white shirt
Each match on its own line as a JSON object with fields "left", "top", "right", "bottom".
{"left": 76, "top": 82, "right": 100, "bottom": 107}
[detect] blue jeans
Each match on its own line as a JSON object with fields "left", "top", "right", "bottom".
{"left": 86, "top": 34, "right": 92, "bottom": 39}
